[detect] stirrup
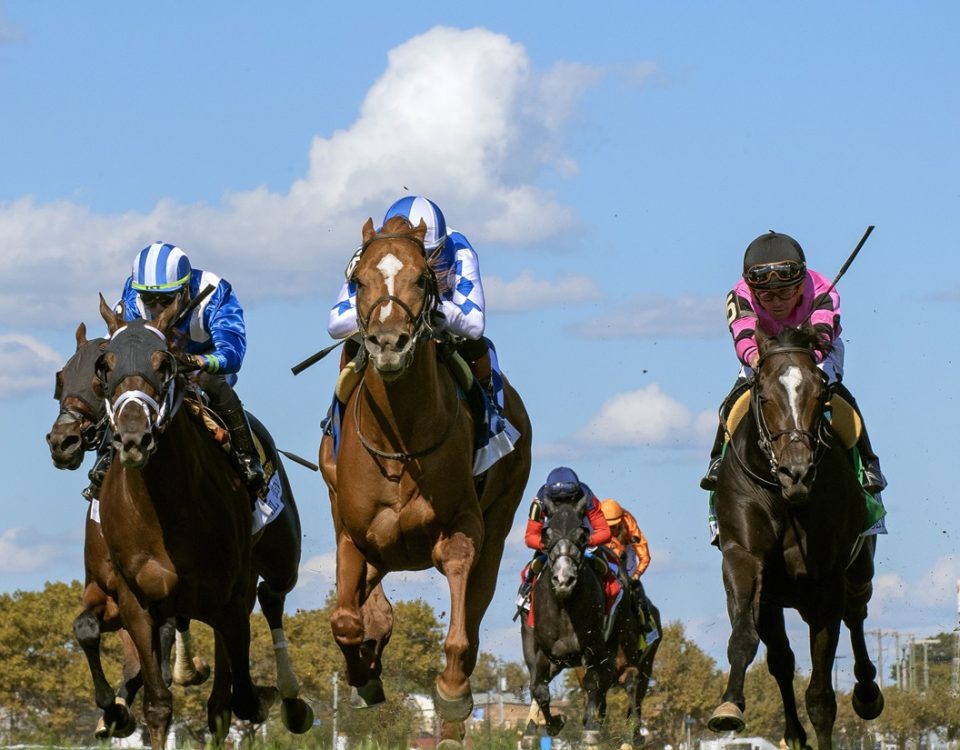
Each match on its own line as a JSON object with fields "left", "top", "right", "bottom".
{"left": 862, "top": 463, "right": 887, "bottom": 494}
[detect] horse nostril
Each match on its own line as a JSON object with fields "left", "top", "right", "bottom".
{"left": 142, "top": 433, "right": 154, "bottom": 452}
{"left": 778, "top": 465, "right": 802, "bottom": 485}
{"left": 396, "top": 333, "right": 410, "bottom": 351}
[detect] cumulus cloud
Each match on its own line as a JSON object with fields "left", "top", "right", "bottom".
{"left": 577, "top": 383, "right": 713, "bottom": 448}
{"left": 0, "top": 528, "right": 62, "bottom": 573}
{"left": 484, "top": 271, "right": 601, "bottom": 312}
{"left": 569, "top": 293, "right": 723, "bottom": 339}
{"left": 0, "top": 335, "right": 66, "bottom": 396}
{"left": 0, "top": 27, "right": 601, "bottom": 335}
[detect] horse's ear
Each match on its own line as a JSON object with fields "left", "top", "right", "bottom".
{"left": 54, "top": 370, "right": 63, "bottom": 401}
{"left": 99, "top": 294, "right": 122, "bottom": 335}
{"left": 75, "top": 322, "right": 87, "bottom": 349}
{"left": 92, "top": 351, "right": 115, "bottom": 400}
{"left": 154, "top": 295, "right": 180, "bottom": 333}
{"left": 412, "top": 218, "right": 428, "bottom": 246}
{"left": 543, "top": 496, "right": 556, "bottom": 518}
{"left": 755, "top": 326, "right": 772, "bottom": 356}
{"left": 362, "top": 218, "right": 376, "bottom": 245}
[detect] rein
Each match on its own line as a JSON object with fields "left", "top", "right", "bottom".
{"left": 352, "top": 378, "right": 461, "bottom": 461}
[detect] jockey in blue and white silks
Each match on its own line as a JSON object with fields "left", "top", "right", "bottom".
{"left": 326, "top": 196, "right": 520, "bottom": 475}
{"left": 84, "top": 241, "right": 266, "bottom": 503}
{"left": 328, "top": 196, "right": 487, "bottom": 348}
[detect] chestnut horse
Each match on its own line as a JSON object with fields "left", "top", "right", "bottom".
{"left": 708, "top": 327, "right": 883, "bottom": 750}
{"left": 94, "top": 299, "right": 311, "bottom": 748}
{"left": 46, "top": 322, "right": 209, "bottom": 739}
{"left": 320, "top": 217, "right": 532, "bottom": 749}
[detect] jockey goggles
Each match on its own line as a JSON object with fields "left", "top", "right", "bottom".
{"left": 139, "top": 290, "right": 179, "bottom": 308}
{"left": 544, "top": 481, "right": 581, "bottom": 501}
{"left": 744, "top": 260, "right": 806, "bottom": 289}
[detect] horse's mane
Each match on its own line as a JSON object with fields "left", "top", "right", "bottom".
{"left": 769, "top": 325, "right": 832, "bottom": 360}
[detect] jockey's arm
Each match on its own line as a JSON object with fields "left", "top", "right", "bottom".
{"left": 524, "top": 497, "right": 545, "bottom": 550}
{"left": 584, "top": 495, "right": 611, "bottom": 546}
{"left": 197, "top": 281, "right": 246, "bottom": 375}
{"left": 328, "top": 277, "right": 360, "bottom": 340}
{"left": 434, "top": 241, "right": 485, "bottom": 340}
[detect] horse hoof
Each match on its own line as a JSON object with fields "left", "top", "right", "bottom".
{"left": 708, "top": 702, "right": 745, "bottom": 733}
{"left": 520, "top": 735, "right": 538, "bottom": 750}
{"left": 620, "top": 743, "right": 634, "bottom": 750}
{"left": 174, "top": 656, "right": 211, "bottom": 686}
{"left": 437, "top": 741, "right": 464, "bottom": 750}
{"left": 281, "top": 697, "right": 315, "bottom": 734}
{"left": 434, "top": 683, "right": 474, "bottom": 722}
{"left": 852, "top": 683, "right": 884, "bottom": 720}
{"left": 350, "top": 678, "right": 386, "bottom": 708}
{"left": 99, "top": 700, "right": 136, "bottom": 739}
{"left": 546, "top": 714, "right": 566, "bottom": 737}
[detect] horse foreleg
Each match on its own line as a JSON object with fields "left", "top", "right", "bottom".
{"left": 805, "top": 615, "right": 842, "bottom": 750}
{"left": 331, "top": 536, "right": 374, "bottom": 690}
{"left": 117, "top": 594, "right": 171, "bottom": 750}
{"left": 257, "top": 580, "right": 314, "bottom": 733}
{"left": 73, "top": 608, "right": 116, "bottom": 713}
{"left": 845, "top": 538, "right": 883, "bottom": 720}
{"left": 172, "top": 617, "right": 210, "bottom": 686}
{"left": 215, "top": 596, "right": 277, "bottom": 726}
{"left": 757, "top": 604, "right": 807, "bottom": 750}
{"left": 435, "top": 530, "right": 478, "bottom": 723}
{"left": 709, "top": 547, "right": 763, "bottom": 733}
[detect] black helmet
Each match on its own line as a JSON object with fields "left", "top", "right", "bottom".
{"left": 742, "top": 231, "right": 807, "bottom": 289}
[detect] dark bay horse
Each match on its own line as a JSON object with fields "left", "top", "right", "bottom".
{"left": 520, "top": 497, "right": 621, "bottom": 748}
{"left": 46, "top": 322, "right": 209, "bottom": 739}
{"left": 708, "top": 327, "right": 883, "bottom": 750}
{"left": 319, "top": 217, "right": 532, "bottom": 749}
{"left": 94, "top": 298, "right": 311, "bottom": 748}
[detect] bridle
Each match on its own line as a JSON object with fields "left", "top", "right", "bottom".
{"left": 755, "top": 346, "right": 830, "bottom": 482}
{"left": 351, "top": 231, "right": 441, "bottom": 349}
{"left": 52, "top": 397, "right": 106, "bottom": 452}
{"left": 728, "top": 346, "right": 830, "bottom": 488}
{"left": 349, "top": 229, "right": 456, "bottom": 462}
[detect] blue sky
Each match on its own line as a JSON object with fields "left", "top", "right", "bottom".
{"left": 1, "top": 2, "right": 958, "bottom": 690}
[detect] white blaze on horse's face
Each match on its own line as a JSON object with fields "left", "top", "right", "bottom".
{"left": 376, "top": 253, "right": 404, "bottom": 323}
{"left": 778, "top": 366, "right": 803, "bottom": 425}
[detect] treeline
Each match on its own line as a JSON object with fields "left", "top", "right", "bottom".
{"left": 0, "top": 581, "right": 958, "bottom": 748}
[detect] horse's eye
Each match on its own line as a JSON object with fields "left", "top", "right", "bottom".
{"left": 416, "top": 275, "right": 428, "bottom": 289}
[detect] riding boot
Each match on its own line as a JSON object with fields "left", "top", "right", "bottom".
{"left": 832, "top": 382, "right": 887, "bottom": 494}
{"left": 699, "top": 423, "right": 724, "bottom": 492}
{"left": 221, "top": 406, "right": 267, "bottom": 499}
{"left": 82, "top": 429, "right": 113, "bottom": 502}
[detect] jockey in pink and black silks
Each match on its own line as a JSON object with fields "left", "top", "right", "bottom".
{"left": 700, "top": 231, "right": 887, "bottom": 497}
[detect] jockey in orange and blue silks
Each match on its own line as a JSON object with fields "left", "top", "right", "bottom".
{"left": 326, "top": 196, "right": 518, "bottom": 474}
{"left": 516, "top": 467, "right": 622, "bottom": 616}
{"left": 700, "top": 231, "right": 886, "bottom": 500}
{"left": 84, "top": 242, "right": 265, "bottom": 502}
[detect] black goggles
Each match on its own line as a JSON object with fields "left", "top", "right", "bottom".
{"left": 744, "top": 261, "right": 806, "bottom": 288}
{"left": 545, "top": 481, "right": 580, "bottom": 500}
{"left": 139, "top": 291, "right": 179, "bottom": 307}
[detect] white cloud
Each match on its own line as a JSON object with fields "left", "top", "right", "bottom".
{"left": 570, "top": 293, "right": 723, "bottom": 339}
{"left": 577, "top": 383, "right": 713, "bottom": 448}
{"left": 483, "top": 271, "right": 601, "bottom": 312}
{"left": 0, "top": 26, "right": 600, "bottom": 331}
{"left": 0, "top": 528, "right": 61, "bottom": 573}
{"left": 0, "top": 335, "right": 66, "bottom": 396}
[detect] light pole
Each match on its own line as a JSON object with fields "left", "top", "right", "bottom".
{"left": 332, "top": 671, "right": 339, "bottom": 750}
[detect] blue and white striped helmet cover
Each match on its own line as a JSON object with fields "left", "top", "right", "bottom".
{"left": 131, "top": 242, "right": 192, "bottom": 292}
{"left": 382, "top": 196, "right": 452, "bottom": 266}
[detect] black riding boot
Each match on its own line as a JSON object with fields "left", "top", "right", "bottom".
{"left": 221, "top": 406, "right": 266, "bottom": 499}
{"left": 699, "top": 422, "right": 724, "bottom": 492}
{"left": 832, "top": 382, "right": 887, "bottom": 493}
{"left": 82, "top": 431, "right": 113, "bottom": 502}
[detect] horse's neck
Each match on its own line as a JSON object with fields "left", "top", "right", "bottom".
{"left": 362, "top": 342, "right": 454, "bottom": 427}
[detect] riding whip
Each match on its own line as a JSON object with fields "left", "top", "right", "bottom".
{"left": 279, "top": 449, "right": 319, "bottom": 472}
{"left": 291, "top": 340, "right": 344, "bottom": 376}
{"left": 801, "top": 225, "right": 874, "bottom": 327}
{"left": 172, "top": 284, "right": 216, "bottom": 327}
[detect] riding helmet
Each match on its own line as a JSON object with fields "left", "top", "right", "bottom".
{"left": 131, "top": 242, "right": 192, "bottom": 293}
{"left": 600, "top": 499, "right": 624, "bottom": 526}
{"left": 543, "top": 467, "right": 582, "bottom": 501}
{"left": 742, "top": 231, "right": 807, "bottom": 289}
